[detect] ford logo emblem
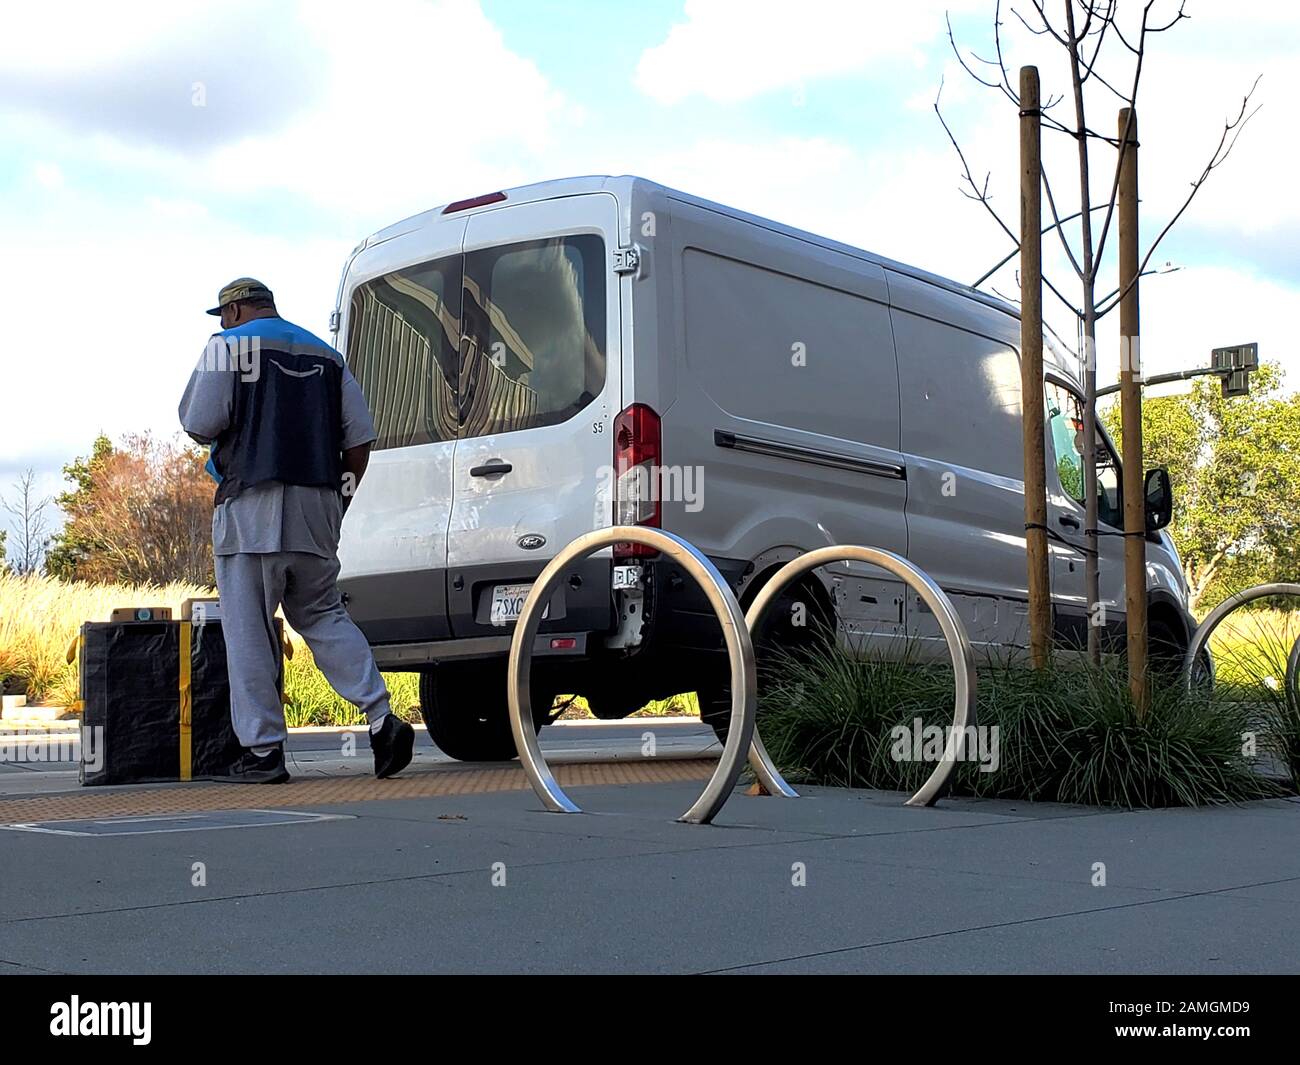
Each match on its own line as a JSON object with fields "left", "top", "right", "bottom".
{"left": 517, "top": 534, "right": 546, "bottom": 551}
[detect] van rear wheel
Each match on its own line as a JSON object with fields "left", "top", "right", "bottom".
{"left": 699, "top": 576, "right": 835, "bottom": 744}
{"left": 418, "top": 660, "right": 554, "bottom": 762}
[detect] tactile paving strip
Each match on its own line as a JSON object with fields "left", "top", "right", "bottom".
{"left": 0, "top": 759, "right": 718, "bottom": 824}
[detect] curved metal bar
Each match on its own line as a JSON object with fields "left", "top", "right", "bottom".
{"left": 744, "top": 546, "right": 978, "bottom": 808}
{"left": 506, "top": 526, "right": 757, "bottom": 825}
{"left": 1181, "top": 583, "right": 1300, "bottom": 692}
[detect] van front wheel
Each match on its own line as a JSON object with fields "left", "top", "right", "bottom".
{"left": 581, "top": 677, "right": 647, "bottom": 720}
{"left": 418, "top": 661, "right": 552, "bottom": 762}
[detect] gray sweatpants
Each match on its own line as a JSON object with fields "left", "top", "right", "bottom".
{"left": 214, "top": 551, "right": 390, "bottom": 749}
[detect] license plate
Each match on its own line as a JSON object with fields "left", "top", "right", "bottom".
{"left": 489, "top": 583, "right": 549, "bottom": 626}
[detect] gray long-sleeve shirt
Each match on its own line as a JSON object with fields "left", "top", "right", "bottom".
{"left": 178, "top": 316, "right": 377, "bottom": 558}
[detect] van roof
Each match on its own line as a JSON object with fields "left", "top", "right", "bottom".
{"left": 361, "top": 174, "right": 1080, "bottom": 379}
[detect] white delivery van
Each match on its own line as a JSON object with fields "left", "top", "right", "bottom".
{"left": 333, "top": 176, "right": 1193, "bottom": 760}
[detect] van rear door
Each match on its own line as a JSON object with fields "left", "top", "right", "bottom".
{"left": 446, "top": 194, "right": 621, "bottom": 638}
{"left": 337, "top": 218, "right": 467, "bottom": 643}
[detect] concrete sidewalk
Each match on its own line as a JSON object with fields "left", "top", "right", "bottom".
{"left": 0, "top": 718, "right": 720, "bottom": 797}
{"left": 1, "top": 759, "right": 1298, "bottom": 973}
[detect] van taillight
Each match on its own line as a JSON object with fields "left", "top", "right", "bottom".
{"left": 613, "top": 403, "right": 660, "bottom": 559}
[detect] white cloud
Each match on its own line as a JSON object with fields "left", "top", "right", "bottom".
{"left": 30, "top": 161, "right": 64, "bottom": 189}
{"left": 636, "top": 0, "right": 983, "bottom": 104}
{"left": 0, "top": 188, "right": 349, "bottom": 479}
{"left": 0, "top": 1, "right": 322, "bottom": 150}
{"left": 0, "top": 0, "right": 572, "bottom": 219}
{"left": 1096, "top": 264, "right": 1299, "bottom": 390}
{"left": 202, "top": 0, "right": 571, "bottom": 215}
{"left": 635, "top": 135, "right": 857, "bottom": 219}
{"left": 0, "top": 1, "right": 197, "bottom": 73}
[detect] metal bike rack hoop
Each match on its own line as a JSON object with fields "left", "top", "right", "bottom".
{"left": 507, "top": 526, "right": 758, "bottom": 825}
{"left": 743, "top": 545, "right": 978, "bottom": 808}
{"left": 1181, "top": 582, "right": 1300, "bottom": 692}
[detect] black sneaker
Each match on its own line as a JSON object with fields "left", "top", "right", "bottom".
{"left": 372, "top": 715, "right": 415, "bottom": 779}
{"left": 212, "top": 747, "right": 290, "bottom": 784}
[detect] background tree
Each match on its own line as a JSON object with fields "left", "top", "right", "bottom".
{"left": 45, "top": 433, "right": 114, "bottom": 579}
{"left": 48, "top": 433, "right": 215, "bottom": 586}
{"left": 1103, "top": 362, "right": 1300, "bottom": 613}
{"left": 1, "top": 468, "right": 52, "bottom": 576}
{"left": 941, "top": 0, "right": 1259, "bottom": 658}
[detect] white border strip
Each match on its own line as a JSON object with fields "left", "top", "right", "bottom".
{"left": 1, "top": 809, "right": 353, "bottom": 837}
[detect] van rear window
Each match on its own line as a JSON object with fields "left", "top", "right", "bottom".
{"left": 346, "top": 255, "right": 461, "bottom": 450}
{"left": 345, "top": 235, "right": 605, "bottom": 448}
{"left": 460, "top": 235, "right": 605, "bottom": 438}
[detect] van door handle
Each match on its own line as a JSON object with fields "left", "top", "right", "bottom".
{"left": 470, "top": 461, "right": 512, "bottom": 478}
{"left": 1058, "top": 513, "right": 1080, "bottom": 529}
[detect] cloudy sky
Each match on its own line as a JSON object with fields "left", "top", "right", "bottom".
{"left": 1, "top": 0, "right": 1296, "bottom": 540}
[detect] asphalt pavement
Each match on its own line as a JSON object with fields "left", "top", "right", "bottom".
{"left": 1, "top": 719, "right": 1298, "bottom": 974}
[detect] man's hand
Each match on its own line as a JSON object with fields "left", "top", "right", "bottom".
{"left": 341, "top": 442, "right": 373, "bottom": 514}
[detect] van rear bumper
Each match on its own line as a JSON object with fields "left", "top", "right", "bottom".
{"left": 341, "top": 555, "right": 615, "bottom": 647}
{"left": 370, "top": 632, "right": 590, "bottom": 670}
{"left": 348, "top": 552, "right": 749, "bottom": 675}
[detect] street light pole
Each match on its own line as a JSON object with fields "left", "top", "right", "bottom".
{"left": 1096, "top": 365, "right": 1242, "bottom": 399}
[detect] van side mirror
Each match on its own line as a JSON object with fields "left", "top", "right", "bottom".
{"left": 1144, "top": 468, "right": 1173, "bottom": 532}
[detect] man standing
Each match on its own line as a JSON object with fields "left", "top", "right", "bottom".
{"left": 179, "top": 278, "right": 414, "bottom": 784}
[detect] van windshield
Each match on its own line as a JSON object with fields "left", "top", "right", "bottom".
{"left": 345, "top": 234, "right": 605, "bottom": 450}
{"left": 1046, "top": 381, "right": 1123, "bottom": 528}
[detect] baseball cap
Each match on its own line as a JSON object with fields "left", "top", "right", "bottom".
{"left": 206, "top": 277, "right": 274, "bottom": 316}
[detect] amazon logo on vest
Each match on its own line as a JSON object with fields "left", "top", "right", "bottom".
{"left": 270, "top": 359, "right": 325, "bottom": 379}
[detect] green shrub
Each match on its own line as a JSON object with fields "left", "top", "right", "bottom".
{"left": 757, "top": 642, "right": 1283, "bottom": 808}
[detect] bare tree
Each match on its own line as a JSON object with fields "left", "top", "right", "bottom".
{"left": 939, "top": 0, "right": 1259, "bottom": 661}
{"left": 1, "top": 468, "right": 52, "bottom": 576}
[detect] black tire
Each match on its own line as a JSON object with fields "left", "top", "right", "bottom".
{"left": 1147, "top": 617, "right": 1185, "bottom": 680}
{"left": 1147, "top": 615, "right": 1213, "bottom": 690}
{"left": 696, "top": 681, "right": 733, "bottom": 745}
{"left": 582, "top": 681, "right": 646, "bottom": 720}
{"left": 699, "top": 576, "right": 835, "bottom": 744}
{"left": 418, "top": 660, "right": 556, "bottom": 762}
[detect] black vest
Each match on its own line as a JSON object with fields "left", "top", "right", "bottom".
{"left": 211, "top": 346, "right": 344, "bottom": 505}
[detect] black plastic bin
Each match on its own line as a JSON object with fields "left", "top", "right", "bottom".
{"left": 77, "top": 619, "right": 281, "bottom": 786}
